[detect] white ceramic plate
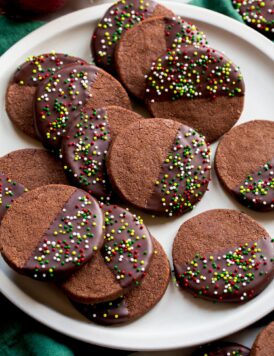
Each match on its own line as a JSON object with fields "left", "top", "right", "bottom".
{"left": 0, "top": 1, "right": 273, "bottom": 351}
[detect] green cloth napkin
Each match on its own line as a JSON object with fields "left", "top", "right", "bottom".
{"left": 190, "top": 0, "right": 244, "bottom": 22}
{"left": 0, "top": 16, "right": 44, "bottom": 56}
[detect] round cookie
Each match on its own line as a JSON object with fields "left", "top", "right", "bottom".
{"left": 0, "top": 185, "right": 103, "bottom": 281}
{"left": 107, "top": 118, "right": 211, "bottom": 216}
{"left": 71, "top": 237, "right": 170, "bottom": 325}
{"left": 34, "top": 63, "right": 132, "bottom": 150}
{"left": 0, "top": 172, "right": 27, "bottom": 223}
{"left": 251, "top": 321, "right": 274, "bottom": 356}
{"left": 232, "top": 0, "right": 274, "bottom": 38}
{"left": 0, "top": 148, "right": 69, "bottom": 190}
{"left": 61, "top": 204, "right": 153, "bottom": 304}
{"left": 193, "top": 342, "right": 250, "bottom": 356}
{"left": 115, "top": 16, "right": 207, "bottom": 99}
{"left": 215, "top": 120, "right": 274, "bottom": 211}
{"left": 61, "top": 106, "right": 142, "bottom": 199}
{"left": 91, "top": 0, "right": 174, "bottom": 73}
{"left": 6, "top": 51, "right": 86, "bottom": 139}
{"left": 145, "top": 45, "right": 245, "bottom": 143}
{"left": 172, "top": 209, "right": 274, "bottom": 303}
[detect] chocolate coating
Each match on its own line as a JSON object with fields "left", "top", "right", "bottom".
{"left": 102, "top": 204, "right": 153, "bottom": 288}
{"left": 232, "top": 0, "right": 274, "bottom": 38}
{"left": 107, "top": 118, "right": 211, "bottom": 216}
{"left": 6, "top": 52, "right": 85, "bottom": 139}
{"left": 146, "top": 46, "right": 244, "bottom": 100}
{"left": 251, "top": 321, "right": 274, "bottom": 356}
{"left": 193, "top": 342, "right": 250, "bottom": 356}
{"left": 215, "top": 120, "right": 274, "bottom": 211}
{"left": 146, "top": 45, "right": 245, "bottom": 143}
{"left": 91, "top": 0, "right": 174, "bottom": 73}
{"left": 61, "top": 106, "right": 142, "bottom": 199}
{"left": 0, "top": 185, "right": 103, "bottom": 281}
{"left": 115, "top": 16, "right": 207, "bottom": 99}
{"left": 71, "top": 237, "right": 170, "bottom": 325}
{"left": 0, "top": 172, "right": 27, "bottom": 223}
{"left": 173, "top": 209, "right": 274, "bottom": 303}
{"left": 61, "top": 204, "right": 153, "bottom": 303}
{"left": 35, "top": 64, "right": 131, "bottom": 150}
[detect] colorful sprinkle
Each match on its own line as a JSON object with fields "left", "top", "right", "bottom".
{"left": 238, "top": 160, "right": 274, "bottom": 211}
{"left": 62, "top": 108, "right": 111, "bottom": 200}
{"left": 175, "top": 238, "right": 274, "bottom": 302}
{"left": 145, "top": 46, "right": 244, "bottom": 101}
{"left": 232, "top": 0, "right": 274, "bottom": 36}
{"left": 150, "top": 126, "right": 211, "bottom": 216}
{"left": 0, "top": 173, "right": 28, "bottom": 222}
{"left": 101, "top": 204, "right": 153, "bottom": 288}
{"left": 25, "top": 191, "right": 103, "bottom": 280}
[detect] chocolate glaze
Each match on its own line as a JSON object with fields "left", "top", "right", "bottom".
{"left": 148, "top": 125, "right": 211, "bottom": 216}
{"left": 175, "top": 237, "right": 274, "bottom": 303}
{"left": 35, "top": 64, "right": 98, "bottom": 150}
{"left": 91, "top": 0, "right": 158, "bottom": 72}
{"left": 72, "top": 296, "right": 129, "bottom": 325}
{"left": 233, "top": 158, "right": 274, "bottom": 212}
{"left": 101, "top": 204, "right": 153, "bottom": 288}
{"left": 232, "top": 0, "right": 274, "bottom": 37}
{"left": 13, "top": 52, "right": 86, "bottom": 87}
{"left": 164, "top": 17, "right": 207, "bottom": 50}
{"left": 0, "top": 172, "right": 27, "bottom": 223}
{"left": 145, "top": 45, "right": 245, "bottom": 102}
{"left": 24, "top": 189, "right": 103, "bottom": 281}
{"left": 61, "top": 107, "right": 111, "bottom": 199}
{"left": 193, "top": 341, "right": 250, "bottom": 356}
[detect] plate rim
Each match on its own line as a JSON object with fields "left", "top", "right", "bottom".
{"left": 0, "top": 1, "right": 273, "bottom": 351}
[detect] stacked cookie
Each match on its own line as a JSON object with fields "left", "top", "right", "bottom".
{"left": 0, "top": 0, "right": 273, "bottom": 329}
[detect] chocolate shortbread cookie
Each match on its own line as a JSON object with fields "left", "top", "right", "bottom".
{"left": 0, "top": 185, "right": 103, "bottom": 280}
{"left": 172, "top": 209, "right": 274, "bottom": 303}
{"left": 61, "top": 106, "right": 142, "bottom": 199}
{"left": 115, "top": 16, "right": 207, "bottom": 99}
{"left": 91, "top": 0, "right": 174, "bottom": 73}
{"left": 0, "top": 172, "right": 27, "bottom": 223}
{"left": 61, "top": 204, "right": 153, "bottom": 303}
{"left": 145, "top": 45, "right": 245, "bottom": 142}
{"left": 72, "top": 237, "right": 170, "bottom": 325}
{"left": 193, "top": 342, "right": 250, "bottom": 356}
{"left": 6, "top": 51, "right": 86, "bottom": 139}
{"left": 107, "top": 118, "right": 211, "bottom": 216}
{"left": 34, "top": 63, "right": 131, "bottom": 150}
{"left": 251, "top": 321, "right": 274, "bottom": 356}
{"left": 215, "top": 120, "right": 274, "bottom": 211}
{"left": 0, "top": 148, "right": 69, "bottom": 190}
{"left": 232, "top": 0, "right": 274, "bottom": 38}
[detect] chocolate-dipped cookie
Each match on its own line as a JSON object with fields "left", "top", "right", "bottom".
{"left": 61, "top": 106, "right": 142, "bottom": 199}
{"left": 0, "top": 185, "right": 103, "bottom": 281}
{"left": 193, "top": 342, "right": 250, "bottom": 356}
{"left": 6, "top": 51, "right": 86, "bottom": 139}
{"left": 107, "top": 118, "right": 211, "bottom": 216}
{"left": 172, "top": 209, "right": 274, "bottom": 303}
{"left": 91, "top": 0, "right": 174, "bottom": 73}
{"left": 115, "top": 16, "right": 207, "bottom": 99}
{"left": 61, "top": 204, "right": 153, "bottom": 303}
{"left": 232, "top": 0, "right": 274, "bottom": 38}
{"left": 0, "top": 148, "right": 69, "bottom": 190}
{"left": 215, "top": 120, "right": 274, "bottom": 211}
{"left": 34, "top": 63, "right": 131, "bottom": 150}
{"left": 251, "top": 321, "right": 274, "bottom": 356}
{"left": 145, "top": 45, "right": 245, "bottom": 143}
{"left": 0, "top": 172, "right": 27, "bottom": 223}
{"left": 71, "top": 237, "right": 170, "bottom": 325}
